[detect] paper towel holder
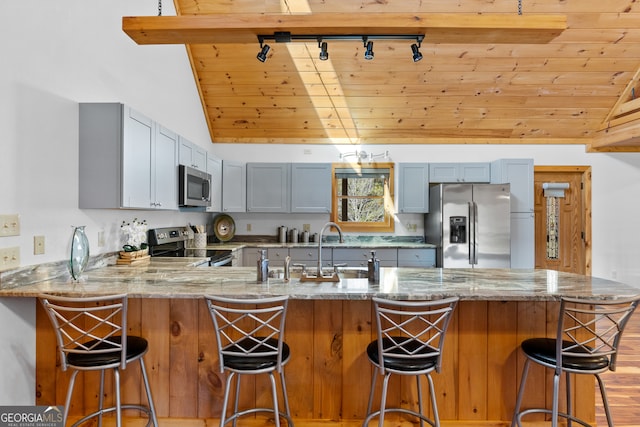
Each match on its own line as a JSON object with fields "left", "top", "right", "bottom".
{"left": 542, "top": 182, "right": 569, "bottom": 198}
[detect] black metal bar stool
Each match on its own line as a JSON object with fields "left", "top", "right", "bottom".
{"left": 363, "top": 296, "right": 459, "bottom": 427}
{"left": 39, "top": 293, "right": 158, "bottom": 427}
{"left": 205, "top": 295, "right": 293, "bottom": 427}
{"left": 511, "top": 296, "right": 640, "bottom": 427}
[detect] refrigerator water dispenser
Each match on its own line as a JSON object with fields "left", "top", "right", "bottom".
{"left": 450, "top": 216, "right": 467, "bottom": 243}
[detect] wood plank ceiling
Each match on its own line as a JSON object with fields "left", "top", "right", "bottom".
{"left": 124, "top": 0, "right": 640, "bottom": 151}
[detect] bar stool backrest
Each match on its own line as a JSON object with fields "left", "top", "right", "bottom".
{"left": 372, "top": 296, "right": 459, "bottom": 374}
{"left": 39, "top": 293, "right": 129, "bottom": 371}
{"left": 205, "top": 295, "right": 289, "bottom": 373}
{"left": 558, "top": 296, "right": 640, "bottom": 372}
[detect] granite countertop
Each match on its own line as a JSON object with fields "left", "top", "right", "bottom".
{"left": 2, "top": 257, "right": 639, "bottom": 302}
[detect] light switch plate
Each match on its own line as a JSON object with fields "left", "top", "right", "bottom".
{"left": 0, "top": 247, "right": 20, "bottom": 271}
{"left": 34, "top": 236, "right": 45, "bottom": 255}
{"left": 0, "top": 214, "right": 20, "bottom": 237}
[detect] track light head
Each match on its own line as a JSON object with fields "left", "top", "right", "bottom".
{"left": 319, "top": 41, "right": 329, "bottom": 61}
{"left": 364, "top": 40, "right": 374, "bottom": 60}
{"left": 411, "top": 43, "right": 423, "bottom": 62}
{"left": 256, "top": 44, "right": 270, "bottom": 62}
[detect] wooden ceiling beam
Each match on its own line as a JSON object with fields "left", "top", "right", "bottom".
{"left": 122, "top": 13, "right": 566, "bottom": 45}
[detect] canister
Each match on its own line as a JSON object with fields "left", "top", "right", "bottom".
{"left": 290, "top": 228, "right": 298, "bottom": 243}
{"left": 278, "top": 226, "right": 288, "bottom": 243}
{"left": 302, "top": 230, "right": 310, "bottom": 243}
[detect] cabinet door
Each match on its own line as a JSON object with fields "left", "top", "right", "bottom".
{"left": 153, "top": 126, "right": 178, "bottom": 210}
{"left": 333, "top": 248, "right": 397, "bottom": 267}
{"left": 222, "top": 161, "right": 246, "bottom": 212}
{"left": 398, "top": 163, "right": 429, "bottom": 213}
{"left": 242, "top": 247, "right": 261, "bottom": 267}
{"left": 491, "top": 159, "right": 534, "bottom": 213}
{"left": 510, "top": 212, "right": 535, "bottom": 268}
{"left": 397, "top": 248, "right": 436, "bottom": 267}
{"left": 460, "top": 163, "right": 491, "bottom": 182}
{"left": 267, "top": 248, "right": 289, "bottom": 267}
{"left": 291, "top": 163, "right": 331, "bottom": 213}
{"left": 246, "top": 163, "right": 290, "bottom": 213}
{"left": 179, "top": 137, "right": 207, "bottom": 170}
{"left": 207, "top": 155, "right": 223, "bottom": 213}
{"left": 429, "top": 163, "right": 459, "bottom": 183}
{"left": 122, "top": 107, "right": 153, "bottom": 208}
{"left": 430, "top": 162, "right": 490, "bottom": 183}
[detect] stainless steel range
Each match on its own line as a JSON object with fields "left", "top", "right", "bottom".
{"left": 148, "top": 226, "right": 233, "bottom": 266}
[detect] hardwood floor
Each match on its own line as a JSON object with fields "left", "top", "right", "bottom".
{"left": 596, "top": 307, "right": 640, "bottom": 426}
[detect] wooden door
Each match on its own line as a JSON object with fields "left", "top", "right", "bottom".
{"left": 533, "top": 166, "right": 591, "bottom": 275}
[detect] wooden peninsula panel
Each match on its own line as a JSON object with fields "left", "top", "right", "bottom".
{"left": 35, "top": 298, "right": 594, "bottom": 425}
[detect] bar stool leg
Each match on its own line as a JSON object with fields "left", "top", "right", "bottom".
{"left": 114, "top": 368, "right": 122, "bottom": 427}
{"left": 596, "top": 374, "right": 615, "bottom": 427}
{"left": 279, "top": 370, "right": 292, "bottom": 420}
{"left": 98, "top": 370, "right": 105, "bottom": 427}
{"left": 378, "top": 372, "right": 392, "bottom": 427}
{"left": 365, "top": 372, "right": 378, "bottom": 418}
{"left": 426, "top": 374, "right": 439, "bottom": 427}
{"left": 64, "top": 371, "right": 79, "bottom": 427}
{"left": 565, "top": 371, "right": 572, "bottom": 427}
{"left": 269, "top": 372, "right": 281, "bottom": 427}
{"left": 232, "top": 373, "right": 242, "bottom": 427}
{"left": 511, "top": 359, "right": 531, "bottom": 427}
{"left": 139, "top": 358, "right": 159, "bottom": 426}
{"left": 220, "top": 372, "right": 235, "bottom": 427}
{"left": 415, "top": 376, "right": 425, "bottom": 427}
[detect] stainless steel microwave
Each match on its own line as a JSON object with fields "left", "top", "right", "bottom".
{"left": 179, "top": 164, "right": 211, "bottom": 207}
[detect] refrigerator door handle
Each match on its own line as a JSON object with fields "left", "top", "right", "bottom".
{"left": 471, "top": 201, "right": 479, "bottom": 265}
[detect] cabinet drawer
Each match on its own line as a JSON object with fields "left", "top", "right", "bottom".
{"left": 397, "top": 249, "right": 436, "bottom": 268}
{"left": 333, "top": 248, "right": 397, "bottom": 267}
{"left": 289, "top": 247, "right": 332, "bottom": 262}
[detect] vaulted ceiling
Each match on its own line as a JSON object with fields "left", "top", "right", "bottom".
{"left": 123, "top": 0, "right": 640, "bottom": 151}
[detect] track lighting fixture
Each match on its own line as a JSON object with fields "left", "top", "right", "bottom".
{"left": 255, "top": 33, "right": 424, "bottom": 62}
{"left": 411, "top": 43, "right": 423, "bottom": 62}
{"left": 319, "top": 40, "right": 329, "bottom": 61}
{"left": 256, "top": 44, "right": 270, "bottom": 62}
{"left": 363, "top": 38, "right": 374, "bottom": 60}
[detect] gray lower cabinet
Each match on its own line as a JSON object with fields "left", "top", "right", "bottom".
{"left": 242, "top": 247, "right": 262, "bottom": 267}
{"left": 332, "top": 248, "right": 397, "bottom": 268}
{"left": 397, "top": 248, "right": 436, "bottom": 267}
{"left": 289, "top": 247, "right": 332, "bottom": 269}
{"left": 79, "top": 103, "right": 178, "bottom": 210}
{"left": 222, "top": 161, "right": 246, "bottom": 212}
{"left": 267, "top": 247, "right": 289, "bottom": 267}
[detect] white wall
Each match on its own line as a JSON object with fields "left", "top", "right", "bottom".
{"left": 2, "top": 0, "right": 640, "bottom": 282}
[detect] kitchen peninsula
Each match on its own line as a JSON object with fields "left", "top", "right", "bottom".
{"left": 4, "top": 261, "right": 639, "bottom": 426}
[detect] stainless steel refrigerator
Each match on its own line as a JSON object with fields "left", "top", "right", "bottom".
{"left": 425, "top": 183, "right": 511, "bottom": 268}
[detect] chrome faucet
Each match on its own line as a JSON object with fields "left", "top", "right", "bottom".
{"left": 317, "top": 221, "right": 344, "bottom": 276}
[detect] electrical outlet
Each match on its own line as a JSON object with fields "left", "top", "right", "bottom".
{"left": 247, "top": 223, "right": 252, "bottom": 232}
{"left": 303, "top": 224, "right": 311, "bottom": 232}
{"left": 0, "top": 214, "right": 20, "bottom": 237}
{"left": 0, "top": 247, "right": 20, "bottom": 271}
{"left": 97, "top": 230, "right": 105, "bottom": 247}
{"left": 34, "top": 236, "right": 45, "bottom": 255}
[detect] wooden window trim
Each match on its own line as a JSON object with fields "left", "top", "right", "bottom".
{"left": 330, "top": 162, "right": 395, "bottom": 233}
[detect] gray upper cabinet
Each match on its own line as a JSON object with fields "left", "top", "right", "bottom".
{"left": 222, "top": 161, "right": 246, "bottom": 212}
{"left": 207, "top": 154, "right": 223, "bottom": 213}
{"left": 179, "top": 137, "right": 207, "bottom": 171}
{"left": 246, "top": 163, "right": 291, "bottom": 213}
{"left": 490, "top": 158, "right": 534, "bottom": 213}
{"left": 291, "top": 163, "right": 332, "bottom": 213}
{"left": 79, "top": 103, "right": 178, "bottom": 210}
{"left": 398, "top": 163, "right": 430, "bottom": 213}
{"left": 429, "top": 162, "right": 491, "bottom": 183}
